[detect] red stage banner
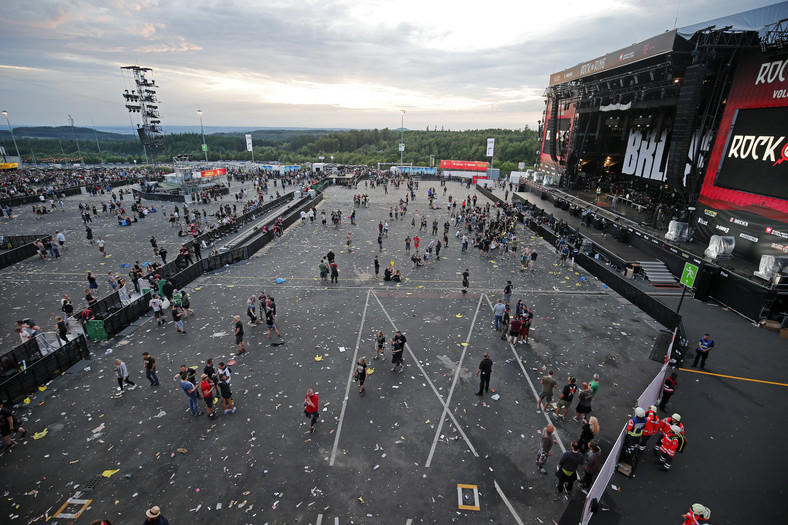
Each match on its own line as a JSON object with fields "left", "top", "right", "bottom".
{"left": 200, "top": 168, "right": 226, "bottom": 177}
{"left": 440, "top": 160, "right": 489, "bottom": 170}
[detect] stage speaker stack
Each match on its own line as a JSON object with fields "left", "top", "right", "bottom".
{"left": 664, "top": 64, "right": 707, "bottom": 190}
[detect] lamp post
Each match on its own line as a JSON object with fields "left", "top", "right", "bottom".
{"left": 399, "top": 109, "right": 405, "bottom": 167}
{"left": 197, "top": 109, "right": 208, "bottom": 162}
{"left": 2, "top": 110, "right": 22, "bottom": 163}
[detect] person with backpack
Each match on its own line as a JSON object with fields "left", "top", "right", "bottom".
{"left": 0, "top": 400, "right": 28, "bottom": 450}
{"left": 657, "top": 425, "right": 685, "bottom": 471}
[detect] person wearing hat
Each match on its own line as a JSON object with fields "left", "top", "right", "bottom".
{"left": 618, "top": 407, "right": 647, "bottom": 466}
{"left": 655, "top": 413, "right": 684, "bottom": 452}
{"left": 143, "top": 505, "right": 169, "bottom": 524}
{"left": 199, "top": 373, "right": 218, "bottom": 418}
{"left": 639, "top": 405, "right": 660, "bottom": 451}
{"left": 682, "top": 503, "right": 711, "bottom": 524}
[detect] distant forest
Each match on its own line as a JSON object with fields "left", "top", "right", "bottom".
{"left": 0, "top": 126, "right": 540, "bottom": 174}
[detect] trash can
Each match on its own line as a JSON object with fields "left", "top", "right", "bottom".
{"left": 86, "top": 320, "right": 108, "bottom": 341}
{"left": 625, "top": 263, "right": 640, "bottom": 279}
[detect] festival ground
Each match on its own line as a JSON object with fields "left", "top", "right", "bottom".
{"left": 0, "top": 181, "right": 664, "bottom": 523}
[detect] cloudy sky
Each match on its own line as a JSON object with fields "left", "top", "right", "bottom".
{"left": 0, "top": 0, "right": 777, "bottom": 132}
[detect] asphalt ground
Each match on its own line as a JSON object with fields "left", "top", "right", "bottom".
{"left": 0, "top": 180, "right": 665, "bottom": 524}
{"left": 487, "top": 184, "right": 788, "bottom": 524}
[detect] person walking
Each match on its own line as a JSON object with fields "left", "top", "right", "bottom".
{"left": 233, "top": 315, "right": 245, "bottom": 355}
{"left": 659, "top": 372, "right": 678, "bottom": 411}
{"left": 0, "top": 400, "right": 28, "bottom": 451}
{"left": 218, "top": 372, "right": 236, "bottom": 414}
{"left": 143, "top": 506, "right": 170, "bottom": 525}
{"left": 682, "top": 503, "right": 711, "bottom": 525}
{"left": 304, "top": 388, "right": 319, "bottom": 434}
{"left": 178, "top": 372, "right": 202, "bottom": 416}
{"left": 113, "top": 359, "right": 136, "bottom": 395}
{"left": 55, "top": 315, "right": 69, "bottom": 345}
{"left": 556, "top": 442, "right": 584, "bottom": 493}
{"left": 354, "top": 357, "right": 367, "bottom": 395}
{"left": 97, "top": 237, "right": 107, "bottom": 257}
{"left": 657, "top": 425, "right": 683, "bottom": 471}
{"left": 172, "top": 304, "right": 186, "bottom": 334}
{"left": 142, "top": 352, "right": 160, "bottom": 387}
{"left": 474, "top": 353, "right": 493, "bottom": 396}
{"left": 692, "top": 333, "right": 714, "bottom": 369}
{"left": 538, "top": 370, "right": 557, "bottom": 413}
{"left": 149, "top": 294, "right": 165, "bottom": 326}
{"left": 536, "top": 424, "right": 557, "bottom": 474}
{"left": 462, "top": 268, "right": 469, "bottom": 294}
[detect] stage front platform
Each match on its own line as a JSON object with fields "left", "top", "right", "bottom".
{"left": 510, "top": 181, "right": 784, "bottom": 323}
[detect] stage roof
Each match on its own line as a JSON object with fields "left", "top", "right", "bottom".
{"left": 548, "top": 2, "right": 788, "bottom": 87}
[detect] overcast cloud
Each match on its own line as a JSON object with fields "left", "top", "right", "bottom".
{"left": 0, "top": 0, "right": 777, "bottom": 131}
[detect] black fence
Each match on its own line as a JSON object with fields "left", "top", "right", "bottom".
{"left": 0, "top": 234, "right": 43, "bottom": 249}
{"left": 478, "top": 183, "right": 683, "bottom": 333}
{"left": 132, "top": 189, "right": 186, "bottom": 202}
{"left": 89, "top": 191, "right": 325, "bottom": 339}
{"left": 0, "top": 236, "right": 50, "bottom": 271}
{"left": 0, "top": 187, "right": 83, "bottom": 208}
{"left": 0, "top": 334, "right": 90, "bottom": 403}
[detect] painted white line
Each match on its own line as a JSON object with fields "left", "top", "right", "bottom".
{"left": 371, "top": 290, "right": 479, "bottom": 460}
{"left": 329, "top": 289, "right": 371, "bottom": 467}
{"left": 425, "top": 293, "right": 484, "bottom": 468}
{"left": 405, "top": 520, "right": 413, "bottom": 525}
{"left": 494, "top": 480, "right": 525, "bottom": 525}
{"left": 334, "top": 517, "right": 339, "bottom": 525}
{"left": 482, "top": 294, "right": 566, "bottom": 454}
{"left": 316, "top": 514, "right": 323, "bottom": 525}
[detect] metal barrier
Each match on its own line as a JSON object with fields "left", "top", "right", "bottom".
{"left": 0, "top": 235, "right": 43, "bottom": 249}
{"left": 103, "top": 290, "right": 152, "bottom": 338}
{"left": 0, "top": 187, "right": 83, "bottom": 208}
{"left": 0, "top": 236, "right": 51, "bottom": 271}
{"left": 0, "top": 334, "right": 90, "bottom": 403}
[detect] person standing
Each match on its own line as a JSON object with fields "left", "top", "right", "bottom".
{"left": 538, "top": 370, "right": 557, "bottom": 413}
{"left": 492, "top": 299, "right": 506, "bottom": 331}
{"left": 304, "top": 388, "right": 320, "bottom": 434}
{"left": 265, "top": 301, "right": 281, "bottom": 340}
{"left": 246, "top": 296, "right": 258, "bottom": 325}
{"left": 682, "top": 503, "right": 711, "bottom": 525}
{"left": 199, "top": 374, "right": 217, "bottom": 418}
{"left": 97, "top": 237, "right": 107, "bottom": 257}
{"left": 553, "top": 377, "right": 577, "bottom": 420}
{"left": 374, "top": 330, "right": 386, "bottom": 360}
{"left": 405, "top": 236, "right": 411, "bottom": 254}
{"left": 556, "top": 442, "right": 584, "bottom": 493}
{"left": 574, "top": 382, "right": 594, "bottom": 421}
{"left": 692, "top": 334, "right": 714, "bottom": 369}
{"left": 0, "top": 400, "right": 27, "bottom": 450}
{"left": 142, "top": 352, "right": 159, "bottom": 387}
{"left": 143, "top": 506, "right": 170, "bottom": 525}
{"left": 503, "top": 281, "right": 513, "bottom": 306}
{"left": 536, "top": 424, "right": 557, "bottom": 474}
{"left": 576, "top": 416, "right": 599, "bottom": 453}
{"left": 639, "top": 405, "right": 660, "bottom": 452}
{"left": 354, "top": 357, "right": 367, "bottom": 395}
{"left": 55, "top": 315, "right": 69, "bottom": 345}
{"left": 659, "top": 372, "right": 678, "bottom": 411}
{"left": 579, "top": 441, "right": 602, "bottom": 491}
{"left": 330, "top": 260, "right": 339, "bottom": 284}
{"left": 475, "top": 353, "right": 493, "bottom": 396}
{"left": 113, "top": 359, "right": 136, "bottom": 395}
{"left": 178, "top": 372, "right": 202, "bottom": 416}
{"left": 462, "top": 268, "right": 469, "bottom": 294}
{"left": 149, "top": 294, "right": 164, "bottom": 326}
{"left": 657, "top": 425, "right": 683, "bottom": 471}
{"left": 374, "top": 256, "right": 380, "bottom": 279}
{"left": 218, "top": 372, "right": 236, "bottom": 414}
{"left": 589, "top": 373, "right": 600, "bottom": 397}
{"left": 507, "top": 315, "right": 522, "bottom": 346}
{"left": 234, "top": 315, "right": 245, "bottom": 355}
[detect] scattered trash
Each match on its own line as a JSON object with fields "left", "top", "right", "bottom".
{"left": 102, "top": 469, "right": 120, "bottom": 478}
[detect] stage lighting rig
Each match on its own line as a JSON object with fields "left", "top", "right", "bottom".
{"left": 121, "top": 65, "right": 164, "bottom": 150}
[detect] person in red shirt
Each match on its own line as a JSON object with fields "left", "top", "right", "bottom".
{"left": 639, "top": 405, "right": 660, "bottom": 451}
{"left": 304, "top": 388, "right": 319, "bottom": 434}
{"left": 199, "top": 374, "right": 217, "bottom": 418}
{"left": 681, "top": 503, "right": 711, "bottom": 524}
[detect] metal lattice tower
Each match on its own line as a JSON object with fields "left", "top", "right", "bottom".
{"left": 121, "top": 65, "right": 164, "bottom": 153}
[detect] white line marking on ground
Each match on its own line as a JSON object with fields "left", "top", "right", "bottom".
{"left": 494, "top": 480, "right": 525, "bottom": 525}
{"left": 482, "top": 294, "right": 567, "bottom": 454}
{"left": 315, "top": 514, "right": 323, "bottom": 525}
{"left": 425, "top": 293, "right": 484, "bottom": 468}
{"left": 371, "top": 290, "right": 479, "bottom": 460}
{"left": 329, "top": 289, "right": 371, "bottom": 467}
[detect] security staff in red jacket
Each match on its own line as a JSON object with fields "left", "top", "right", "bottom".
{"left": 639, "top": 405, "right": 660, "bottom": 451}
{"left": 681, "top": 502, "right": 711, "bottom": 524}
{"left": 659, "top": 372, "right": 678, "bottom": 411}
{"left": 657, "top": 425, "right": 682, "bottom": 470}
{"left": 655, "top": 413, "right": 684, "bottom": 451}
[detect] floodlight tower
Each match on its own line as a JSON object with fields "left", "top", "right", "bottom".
{"left": 121, "top": 65, "right": 164, "bottom": 169}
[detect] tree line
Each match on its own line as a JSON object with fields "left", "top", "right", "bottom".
{"left": 0, "top": 127, "right": 540, "bottom": 174}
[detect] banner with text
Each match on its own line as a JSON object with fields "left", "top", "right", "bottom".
{"left": 440, "top": 160, "right": 489, "bottom": 171}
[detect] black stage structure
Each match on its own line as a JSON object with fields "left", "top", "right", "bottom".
{"left": 530, "top": 3, "right": 788, "bottom": 323}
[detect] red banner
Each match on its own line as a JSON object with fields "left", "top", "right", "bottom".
{"left": 200, "top": 168, "right": 226, "bottom": 178}
{"left": 440, "top": 160, "right": 489, "bottom": 171}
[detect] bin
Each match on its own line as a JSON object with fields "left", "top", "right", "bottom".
{"left": 86, "top": 320, "right": 108, "bottom": 341}
{"left": 625, "top": 263, "right": 640, "bottom": 279}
